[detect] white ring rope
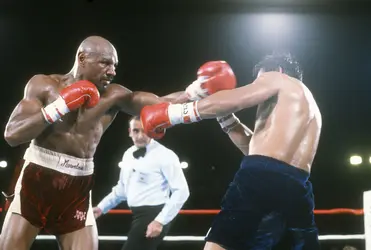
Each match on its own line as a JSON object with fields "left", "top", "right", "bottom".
{"left": 5, "top": 190, "right": 371, "bottom": 245}
{"left": 34, "top": 234, "right": 365, "bottom": 241}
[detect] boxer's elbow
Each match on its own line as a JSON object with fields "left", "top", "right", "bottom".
{"left": 4, "top": 122, "right": 25, "bottom": 147}
{"left": 4, "top": 129, "right": 21, "bottom": 147}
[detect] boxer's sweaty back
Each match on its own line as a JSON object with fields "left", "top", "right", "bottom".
{"left": 249, "top": 75, "right": 322, "bottom": 173}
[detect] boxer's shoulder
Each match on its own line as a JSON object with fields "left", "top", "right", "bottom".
{"left": 48, "top": 74, "right": 64, "bottom": 81}
{"left": 257, "top": 71, "right": 298, "bottom": 86}
{"left": 284, "top": 77, "right": 313, "bottom": 101}
{"left": 24, "top": 74, "right": 61, "bottom": 99}
{"left": 27, "top": 74, "right": 58, "bottom": 86}
{"left": 102, "top": 83, "right": 139, "bottom": 111}
{"left": 104, "top": 83, "right": 132, "bottom": 98}
{"left": 268, "top": 73, "right": 308, "bottom": 96}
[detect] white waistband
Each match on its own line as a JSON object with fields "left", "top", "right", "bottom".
{"left": 23, "top": 144, "right": 94, "bottom": 176}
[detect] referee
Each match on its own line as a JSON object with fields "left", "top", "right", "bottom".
{"left": 93, "top": 116, "right": 190, "bottom": 250}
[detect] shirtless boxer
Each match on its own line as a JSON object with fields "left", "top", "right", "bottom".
{"left": 141, "top": 52, "right": 322, "bottom": 250}
{"left": 0, "top": 36, "right": 235, "bottom": 250}
{"left": 216, "top": 112, "right": 289, "bottom": 249}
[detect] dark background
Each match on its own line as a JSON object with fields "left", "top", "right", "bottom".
{"left": 0, "top": 0, "right": 371, "bottom": 249}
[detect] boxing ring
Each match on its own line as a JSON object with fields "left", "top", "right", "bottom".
{"left": 2, "top": 191, "right": 371, "bottom": 249}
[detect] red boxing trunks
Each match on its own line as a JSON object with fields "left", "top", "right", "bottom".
{"left": 4, "top": 142, "right": 96, "bottom": 235}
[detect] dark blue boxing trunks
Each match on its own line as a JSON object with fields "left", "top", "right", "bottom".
{"left": 205, "top": 155, "right": 319, "bottom": 250}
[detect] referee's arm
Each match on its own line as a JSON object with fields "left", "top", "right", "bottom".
{"left": 97, "top": 166, "right": 128, "bottom": 214}
{"left": 155, "top": 151, "right": 190, "bottom": 225}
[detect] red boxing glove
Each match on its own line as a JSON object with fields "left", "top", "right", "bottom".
{"left": 140, "top": 103, "right": 171, "bottom": 139}
{"left": 42, "top": 80, "right": 100, "bottom": 124}
{"left": 146, "top": 128, "right": 166, "bottom": 140}
{"left": 60, "top": 80, "right": 100, "bottom": 109}
{"left": 186, "top": 61, "right": 237, "bottom": 101}
{"left": 141, "top": 101, "right": 202, "bottom": 139}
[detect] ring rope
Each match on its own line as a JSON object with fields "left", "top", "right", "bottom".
{"left": 32, "top": 234, "right": 365, "bottom": 241}
{"left": 1, "top": 207, "right": 365, "bottom": 242}
{"left": 0, "top": 208, "right": 363, "bottom": 215}
{"left": 107, "top": 208, "right": 364, "bottom": 215}
{"left": 2, "top": 191, "right": 371, "bottom": 246}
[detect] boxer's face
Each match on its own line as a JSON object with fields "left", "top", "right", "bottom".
{"left": 129, "top": 120, "right": 151, "bottom": 148}
{"left": 79, "top": 50, "right": 118, "bottom": 91}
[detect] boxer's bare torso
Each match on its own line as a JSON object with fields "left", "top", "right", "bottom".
{"left": 249, "top": 73, "right": 322, "bottom": 173}
{"left": 195, "top": 71, "right": 321, "bottom": 173}
{"left": 5, "top": 74, "right": 183, "bottom": 158}
{"left": 1, "top": 35, "right": 187, "bottom": 250}
{"left": 27, "top": 74, "right": 133, "bottom": 158}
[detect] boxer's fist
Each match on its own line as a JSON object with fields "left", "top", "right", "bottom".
{"left": 42, "top": 80, "right": 100, "bottom": 124}
{"left": 60, "top": 80, "right": 100, "bottom": 109}
{"left": 146, "top": 129, "right": 166, "bottom": 140}
{"left": 186, "top": 61, "right": 237, "bottom": 101}
{"left": 141, "top": 101, "right": 202, "bottom": 139}
{"left": 140, "top": 103, "right": 171, "bottom": 139}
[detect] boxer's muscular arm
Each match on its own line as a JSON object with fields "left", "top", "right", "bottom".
{"left": 115, "top": 86, "right": 188, "bottom": 116}
{"left": 4, "top": 75, "right": 54, "bottom": 147}
{"left": 225, "top": 123, "right": 253, "bottom": 156}
{"left": 161, "top": 91, "right": 189, "bottom": 103}
{"left": 197, "top": 73, "right": 280, "bottom": 119}
{"left": 130, "top": 91, "right": 188, "bottom": 110}
{"left": 217, "top": 113, "right": 253, "bottom": 155}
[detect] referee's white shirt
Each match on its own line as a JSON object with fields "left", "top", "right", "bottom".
{"left": 97, "top": 139, "right": 190, "bottom": 225}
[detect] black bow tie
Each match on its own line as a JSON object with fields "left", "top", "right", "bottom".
{"left": 133, "top": 147, "right": 147, "bottom": 159}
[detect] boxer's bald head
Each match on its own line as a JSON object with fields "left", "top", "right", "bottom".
{"left": 73, "top": 36, "right": 118, "bottom": 91}
{"left": 77, "top": 36, "right": 117, "bottom": 56}
{"left": 253, "top": 52, "right": 303, "bottom": 81}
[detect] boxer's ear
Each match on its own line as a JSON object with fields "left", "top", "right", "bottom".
{"left": 78, "top": 52, "right": 86, "bottom": 66}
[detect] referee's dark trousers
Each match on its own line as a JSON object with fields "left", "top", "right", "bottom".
{"left": 122, "top": 204, "right": 171, "bottom": 250}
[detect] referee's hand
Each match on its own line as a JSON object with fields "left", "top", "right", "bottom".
{"left": 93, "top": 207, "right": 103, "bottom": 219}
{"left": 146, "top": 220, "right": 163, "bottom": 238}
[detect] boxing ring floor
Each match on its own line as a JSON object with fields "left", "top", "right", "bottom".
{"left": 2, "top": 191, "right": 371, "bottom": 250}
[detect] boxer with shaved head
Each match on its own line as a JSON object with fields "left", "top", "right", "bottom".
{"left": 0, "top": 35, "right": 235, "bottom": 250}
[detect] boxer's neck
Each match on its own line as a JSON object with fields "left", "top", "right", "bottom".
{"left": 68, "top": 63, "right": 81, "bottom": 80}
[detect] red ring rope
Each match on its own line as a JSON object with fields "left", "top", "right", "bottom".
{"left": 0, "top": 208, "right": 364, "bottom": 215}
